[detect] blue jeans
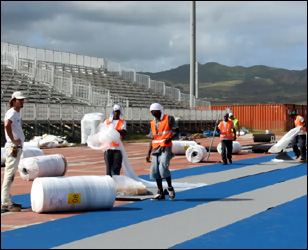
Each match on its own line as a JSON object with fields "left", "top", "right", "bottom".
{"left": 150, "top": 147, "right": 172, "bottom": 179}
{"left": 292, "top": 134, "right": 306, "bottom": 160}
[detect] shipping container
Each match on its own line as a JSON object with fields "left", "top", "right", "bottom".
{"left": 196, "top": 104, "right": 307, "bottom": 132}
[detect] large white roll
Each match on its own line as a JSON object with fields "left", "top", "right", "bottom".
{"left": 23, "top": 141, "right": 40, "bottom": 149}
{"left": 172, "top": 140, "right": 198, "bottom": 155}
{"left": 217, "top": 141, "right": 242, "bottom": 154}
{"left": 18, "top": 154, "right": 68, "bottom": 181}
{"left": 20, "top": 148, "right": 44, "bottom": 160}
{"left": 31, "top": 175, "right": 116, "bottom": 213}
{"left": 185, "top": 145, "right": 207, "bottom": 163}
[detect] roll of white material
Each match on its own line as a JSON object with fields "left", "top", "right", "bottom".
{"left": 172, "top": 140, "right": 198, "bottom": 155}
{"left": 23, "top": 141, "right": 40, "bottom": 149}
{"left": 217, "top": 141, "right": 242, "bottom": 154}
{"left": 268, "top": 126, "right": 301, "bottom": 153}
{"left": 31, "top": 175, "right": 116, "bottom": 213}
{"left": 20, "top": 148, "right": 44, "bottom": 160}
{"left": 81, "top": 113, "right": 104, "bottom": 144}
{"left": 113, "top": 175, "right": 147, "bottom": 196}
{"left": 185, "top": 145, "right": 207, "bottom": 163}
{"left": 18, "top": 154, "right": 68, "bottom": 181}
{"left": 1, "top": 147, "right": 6, "bottom": 166}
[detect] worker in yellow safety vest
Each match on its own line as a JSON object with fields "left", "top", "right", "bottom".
{"left": 229, "top": 112, "right": 239, "bottom": 138}
{"left": 146, "top": 103, "right": 179, "bottom": 201}
{"left": 289, "top": 109, "right": 306, "bottom": 163}
{"left": 216, "top": 113, "right": 236, "bottom": 165}
{"left": 103, "top": 104, "right": 127, "bottom": 176}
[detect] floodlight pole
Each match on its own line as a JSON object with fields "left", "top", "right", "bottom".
{"left": 190, "top": 1, "right": 196, "bottom": 109}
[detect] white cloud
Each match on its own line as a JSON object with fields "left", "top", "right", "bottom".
{"left": 1, "top": 1, "right": 307, "bottom": 72}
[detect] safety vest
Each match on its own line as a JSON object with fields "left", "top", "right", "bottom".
{"left": 294, "top": 115, "right": 306, "bottom": 133}
{"left": 230, "top": 118, "right": 238, "bottom": 130}
{"left": 150, "top": 114, "right": 173, "bottom": 149}
{"left": 106, "top": 118, "right": 125, "bottom": 147}
{"left": 219, "top": 120, "right": 234, "bottom": 140}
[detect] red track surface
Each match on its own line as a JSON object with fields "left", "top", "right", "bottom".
{"left": 1, "top": 134, "right": 283, "bottom": 232}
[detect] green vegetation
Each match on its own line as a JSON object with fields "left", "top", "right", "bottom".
{"left": 140, "top": 63, "right": 307, "bottom": 105}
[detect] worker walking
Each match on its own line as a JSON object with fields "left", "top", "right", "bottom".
{"left": 229, "top": 112, "right": 239, "bottom": 138}
{"left": 103, "top": 104, "right": 127, "bottom": 176}
{"left": 146, "top": 103, "right": 179, "bottom": 200}
{"left": 216, "top": 113, "right": 236, "bottom": 165}
{"left": 289, "top": 109, "right": 306, "bottom": 163}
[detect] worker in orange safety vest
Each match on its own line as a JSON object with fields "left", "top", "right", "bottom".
{"left": 289, "top": 109, "right": 306, "bottom": 163}
{"left": 146, "top": 103, "right": 179, "bottom": 201}
{"left": 216, "top": 113, "right": 236, "bottom": 165}
{"left": 103, "top": 104, "right": 127, "bottom": 176}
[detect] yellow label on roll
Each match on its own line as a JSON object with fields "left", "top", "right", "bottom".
{"left": 68, "top": 193, "right": 81, "bottom": 204}
{"left": 184, "top": 146, "right": 189, "bottom": 151}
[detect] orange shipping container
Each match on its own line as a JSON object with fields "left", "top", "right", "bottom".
{"left": 196, "top": 104, "right": 307, "bottom": 132}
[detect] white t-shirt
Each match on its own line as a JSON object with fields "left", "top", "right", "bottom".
{"left": 4, "top": 108, "right": 25, "bottom": 148}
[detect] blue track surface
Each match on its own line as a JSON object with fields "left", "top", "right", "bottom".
{"left": 1, "top": 152, "right": 307, "bottom": 249}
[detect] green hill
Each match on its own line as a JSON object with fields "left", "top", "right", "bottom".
{"left": 140, "top": 62, "right": 307, "bottom": 105}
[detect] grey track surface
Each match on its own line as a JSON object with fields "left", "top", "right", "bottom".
{"left": 54, "top": 158, "right": 307, "bottom": 249}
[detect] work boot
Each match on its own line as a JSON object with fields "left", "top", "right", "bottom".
{"left": 228, "top": 158, "right": 232, "bottom": 164}
{"left": 151, "top": 190, "right": 165, "bottom": 201}
{"left": 222, "top": 161, "right": 227, "bottom": 165}
{"left": 295, "top": 151, "right": 301, "bottom": 159}
{"left": 299, "top": 158, "right": 306, "bottom": 163}
{"left": 164, "top": 187, "right": 176, "bottom": 200}
{"left": 1, "top": 203, "right": 22, "bottom": 212}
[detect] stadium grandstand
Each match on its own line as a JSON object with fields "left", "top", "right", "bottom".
{"left": 1, "top": 41, "right": 223, "bottom": 145}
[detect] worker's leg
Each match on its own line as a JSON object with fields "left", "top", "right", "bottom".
{"left": 298, "top": 134, "right": 306, "bottom": 160}
{"left": 221, "top": 140, "right": 228, "bottom": 164}
{"left": 291, "top": 135, "right": 300, "bottom": 158}
{"left": 104, "top": 150, "right": 114, "bottom": 176}
{"left": 226, "top": 140, "right": 233, "bottom": 161}
{"left": 112, "top": 150, "right": 123, "bottom": 175}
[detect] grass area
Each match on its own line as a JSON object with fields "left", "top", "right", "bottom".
{"left": 122, "top": 134, "right": 151, "bottom": 143}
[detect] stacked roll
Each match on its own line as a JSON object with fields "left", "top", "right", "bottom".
{"left": 217, "top": 141, "right": 242, "bottom": 154}
{"left": 186, "top": 145, "right": 207, "bottom": 163}
{"left": 31, "top": 175, "right": 116, "bottom": 213}
{"left": 18, "top": 154, "right": 68, "bottom": 181}
{"left": 172, "top": 140, "right": 198, "bottom": 155}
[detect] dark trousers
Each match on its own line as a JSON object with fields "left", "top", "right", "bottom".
{"left": 292, "top": 134, "right": 306, "bottom": 160}
{"left": 221, "top": 140, "right": 233, "bottom": 163}
{"left": 104, "top": 149, "right": 123, "bottom": 176}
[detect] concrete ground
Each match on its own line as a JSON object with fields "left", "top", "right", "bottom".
{"left": 1, "top": 134, "right": 307, "bottom": 249}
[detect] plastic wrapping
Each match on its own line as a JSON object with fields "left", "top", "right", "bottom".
{"left": 172, "top": 140, "right": 198, "bottom": 155}
{"left": 81, "top": 113, "right": 104, "bottom": 144}
{"left": 217, "top": 141, "right": 242, "bottom": 154}
{"left": 87, "top": 123, "right": 121, "bottom": 151}
{"left": 18, "top": 154, "right": 68, "bottom": 181}
{"left": 31, "top": 175, "right": 116, "bottom": 213}
{"left": 87, "top": 125, "right": 207, "bottom": 191}
{"left": 185, "top": 145, "right": 207, "bottom": 163}
{"left": 268, "top": 126, "right": 301, "bottom": 153}
{"left": 113, "top": 175, "right": 147, "bottom": 196}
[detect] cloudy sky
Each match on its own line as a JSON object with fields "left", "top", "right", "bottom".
{"left": 1, "top": 1, "right": 307, "bottom": 72}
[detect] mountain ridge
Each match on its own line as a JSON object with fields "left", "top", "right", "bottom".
{"left": 139, "top": 62, "right": 307, "bottom": 105}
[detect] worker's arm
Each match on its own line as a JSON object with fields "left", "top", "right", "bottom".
{"left": 117, "top": 129, "right": 126, "bottom": 137}
{"left": 165, "top": 127, "right": 179, "bottom": 144}
{"left": 233, "top": 128, "right": 237, "bottom": 141}
{"left": 146, "top": 140, "right": 152, "bottom": 162}
{"left": 4, "top": 119, "right": 21, "bottom": 146}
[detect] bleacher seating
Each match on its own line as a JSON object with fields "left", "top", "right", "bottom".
{"left": 2, "top": 61, "right": 185, "bottom": 109}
